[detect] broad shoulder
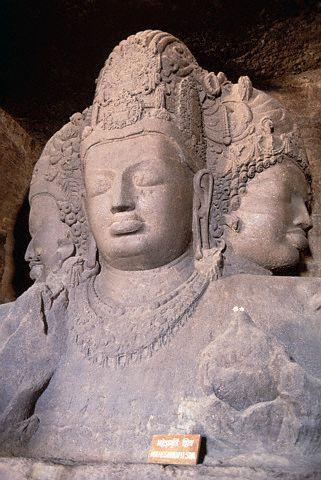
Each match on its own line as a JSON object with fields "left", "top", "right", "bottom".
{"left": 199, "top": 273, "right": 321, "bottom": 378}
{"left": 0, "top": 284, "right": 43, "bottom": 342}
{"left": 0, "top": 301, "right": 12, "bottom": 320}
{"left": 203, "top": 273, "right": 321, "bottom": 307}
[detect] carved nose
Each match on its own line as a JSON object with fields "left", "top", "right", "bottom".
{"left": 24, "top": 240, "right": 35, "bottom": 262}
{"left": 293, "top": 198, "right": 312, "bottom": 231}
{"left": 110, "top": 177, "right": 135, "bottom": 214}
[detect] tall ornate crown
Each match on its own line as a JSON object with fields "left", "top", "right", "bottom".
{"left": 202, "top": 75, "right": 310, "bottom": 178}
{"left": 81, "top": 30, "right": 206, "bottom": 173}
{"left": 205, "top": 77, "right": 311, "bottom": 239}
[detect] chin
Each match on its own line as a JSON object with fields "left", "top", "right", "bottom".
{"left": 104, "top": 233, "right": 147, "bottom": 256}
{"left": 99, "top": 235, "right": 150, "bottom": 269}
{"left": 235, "top": 238, "right": 301, "bottom": 271}
{"left": 266, "top": 245, "right": 300, "bottom": 271}
{"left": 30, "top": 265, "right": 45, "bottom": 281}
{"left": 103, "top": 237, "right": 179, "bottom": 271}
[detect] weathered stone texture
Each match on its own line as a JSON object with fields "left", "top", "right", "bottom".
{"left": 1, "top": 28, "right": 321, "bottom": 473}
{"left": 1, "top": 23, "right": 321, "bottom": 479}
{"left": 0, "top": 109, "right": 42, "bottom": 302}
{"left": 1, "top": 457, "right": 320, "bottom": 480}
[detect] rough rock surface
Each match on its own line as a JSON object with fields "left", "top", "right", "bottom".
{"left": 2, "top": 1, "right": 321, "bottom": 141}
{"left": 0, "top": 457, "right": 320, "bottom": 480}
{"left": 0, "top": 109, "right": 42, "bottom": 303}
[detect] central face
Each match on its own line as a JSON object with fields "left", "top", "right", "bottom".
{"left": 225, "top": 161, "right": 311, "bottom": 270}
{"left": 84, "top": 134, "right": 193, "bottom": 270}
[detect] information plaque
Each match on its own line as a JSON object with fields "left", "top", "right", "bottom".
{"left": 148, "top": 434, "right": 201, "bottom": 465}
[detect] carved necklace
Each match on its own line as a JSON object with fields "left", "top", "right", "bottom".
{"left": 70, "top": 268, "right": 209, "bottom": 368}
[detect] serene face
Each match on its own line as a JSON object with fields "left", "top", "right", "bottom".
{"left": 84, "top": 134, "right": 193, "bottom": 270}
{"left": 225, "top": 162, "right": 311, "bottom": 270}
{"left": 25, "top": 194, "right": 67, "bottom": 281}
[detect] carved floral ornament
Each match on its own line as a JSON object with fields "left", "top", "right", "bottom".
{"left": 30, "top": 110, "right": 92, "bottom": 263}
{"left": 81, "top": 30, "right": 215, "bottom": 173}
{"left": 72, "top": 269, "right": 210, "bottom": 368}
{"left": 207, "top": 80, "right": 311, "bottom": 240}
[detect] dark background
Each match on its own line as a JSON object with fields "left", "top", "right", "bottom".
{"left": 2, "top": 0, "right": 321, "bottom": 142}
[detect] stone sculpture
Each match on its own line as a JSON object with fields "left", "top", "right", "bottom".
{"left": 207, "top": 79, "right": 311, "bottom": 272}
{"left": 1, "top": 30, "right": 321, "bottom": 479}
{"left": 0, "top": 110, "right": 91, "bottom": 453}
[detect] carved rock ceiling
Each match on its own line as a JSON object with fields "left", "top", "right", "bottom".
{"left": 2, "top": 0, "right": 321, "bottom": 142}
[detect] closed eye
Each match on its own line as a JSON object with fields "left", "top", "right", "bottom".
{"left": 133, "top": 171, "right": 164, "bottom": 187}
{"left": 88, "top": 176, "right": 113, "bottom": 197}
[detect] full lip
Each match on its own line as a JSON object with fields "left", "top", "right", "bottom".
{"left": 109, "top": 215, "right": 144, "bottom": 236}
{"left": 286, "top": 227, "right": 309, "bottom": 250}
{"left": 28, "top": 259, "right": 43, "bottom": 268}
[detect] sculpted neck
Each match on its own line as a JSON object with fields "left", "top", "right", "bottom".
{"left": 94, "top": 248, "right": 195, "bottom": 306}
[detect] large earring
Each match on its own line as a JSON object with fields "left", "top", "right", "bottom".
{"left": 82, "top": 195, "right": 98, "bottom": 271}
{"left": 193, "top": 169, "right": 224, "bottom": 281}
{"left": 193, "top": 169, "right": 214, "bottom": 260}
{"left": 52, "top": 237, "right": 75, "bottom": 274}
{"left": 85, "top": 233, "right": 97, "bottom": 270}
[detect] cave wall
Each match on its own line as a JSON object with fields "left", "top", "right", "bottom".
{"left": 1, "top": 0, "right": 321, "bottom": 300}
{"left": 0, "top": 109, "right": 42, "bottom": 302}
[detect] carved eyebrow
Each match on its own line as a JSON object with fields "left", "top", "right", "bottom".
{"left": 125, "top": 160, "right": 162, "bottom": 175}
{"left": 124, "top": 159, "right": 149, "bottom": 174}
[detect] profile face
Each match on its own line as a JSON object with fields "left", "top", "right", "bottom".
{"left": 25, "top": 194, "right": 67, "bottom": 281}
{"left": 225, "top": 161, "right": 311, "bottom": 270}
{"left": 84, "top": 134, "right": 194, "bottom": 270}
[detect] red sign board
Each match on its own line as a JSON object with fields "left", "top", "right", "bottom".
{"left": 148, "top": 434, "right": 201, "bottom": 465}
